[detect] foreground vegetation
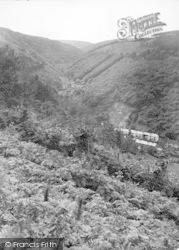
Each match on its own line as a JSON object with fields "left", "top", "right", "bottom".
{"left": 0, "top": 106, "right": 179, "bottom": 250}
{"left": 0, "top": 41, "right": 179, "bottom": 250}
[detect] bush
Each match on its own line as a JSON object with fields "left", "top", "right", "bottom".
{"left": 121, "top": 136, "right": 138, "bottom": 155}
{"left": 95, "top": 122, "right": 118, "bottom": 148}
{"left": 165, "top": 130, "right": 178, "bottom": 140}
{"left": 147, "top": 146, "right": 157, "bottom": 157}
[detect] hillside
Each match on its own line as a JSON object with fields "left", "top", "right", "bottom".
{"left": 1, "top": 27, "right": 179, "bottom": 250}
{"left": 67, "top": 31, "right": 179, "bottom": 139}
{"left": 0, "top": 27, "right": 83, "bottom": 89}
{"left": 0, "top": 106, "right": 179, "bottom": 249}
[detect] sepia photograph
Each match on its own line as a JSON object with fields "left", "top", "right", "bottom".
{"left": 0, "top": 0, "right": 179, "bottom": 249}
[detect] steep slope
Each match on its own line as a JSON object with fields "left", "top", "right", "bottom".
{"left": 67, "top": 31, "right": 179, "bottom": 138}
{"left": 0, "top": 27, "right": 83, "bottom": 89}
{"left": 0, "top": 114, "right": 179, "bottom": 248}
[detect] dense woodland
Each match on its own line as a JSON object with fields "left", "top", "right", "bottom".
{"left": 68, "top": 31, "right": 179, "bottom": 140}
{"left": 0, "top": 30, "right": 179, "bottom": 250}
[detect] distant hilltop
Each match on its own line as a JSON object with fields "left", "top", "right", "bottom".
{"left": 60, "top": 40, "right": 93, "bottom": 50}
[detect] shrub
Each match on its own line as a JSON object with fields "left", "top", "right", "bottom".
{"left": 121, "top": 136, "right": 138, "bottom": 155}
{"left": 147, "top": 146, "right": 158, "bottom": 157}
{"left": 165, "top": 130, "right": 178, "bottom": 140}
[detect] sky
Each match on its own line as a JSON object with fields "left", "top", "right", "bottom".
{"left": 0, "top": 0, "right": 179, "bottom": 43}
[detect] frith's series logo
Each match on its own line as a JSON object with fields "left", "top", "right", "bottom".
{"left": 117, "top": 12, "right": 166, "bottom": 40}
